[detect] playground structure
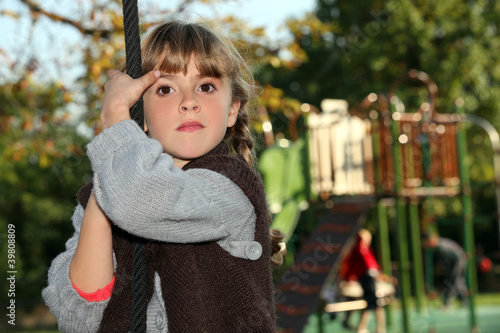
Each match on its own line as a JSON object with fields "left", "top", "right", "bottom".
{"left": 261, "top": 70, "right": 500, "bottom": 333}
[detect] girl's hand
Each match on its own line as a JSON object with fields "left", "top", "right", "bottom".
{"left": 101, "top": 69, "right": 160, "bottom": 129}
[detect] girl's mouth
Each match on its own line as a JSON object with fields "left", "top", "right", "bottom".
{"left": 177, "top": 121, "right": 204, "bottom": 132}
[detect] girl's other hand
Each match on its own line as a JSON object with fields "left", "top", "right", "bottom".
{"left": 101, "top": 69, "right": 161, "bottom": 129}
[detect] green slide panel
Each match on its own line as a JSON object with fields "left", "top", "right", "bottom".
{"left": 259, "top": 138, "right": 308, "bottom": 241}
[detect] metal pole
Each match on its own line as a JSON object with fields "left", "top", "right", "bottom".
{"left": 456, "top": 99, "right": 478, "bottom": 333}
{"left": 463, "top": 114, "right": 500, "bottom": 250}
{"left": 409, "top": 198, "right": 426, "bottom": 313}
{"left": 378, "top": 198, "right": 394, "bottom": 327}
{"left": 420, "top": 130, "right": 438, "bottom": 332}
{"left": 402, "top": 118, "right": 426, "bottom": 313}
{"left": 423, "top": 200, "right": 437, "bottom": 333}
{"left": 390, "top": 96, "right": 411, "bottom": 333}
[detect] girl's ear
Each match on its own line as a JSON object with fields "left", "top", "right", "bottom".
{"left": 143, "top": 118, "right": 149, "bottom": 135}
{"left": 227, "top": 100, "right": 240, "bottom": 128}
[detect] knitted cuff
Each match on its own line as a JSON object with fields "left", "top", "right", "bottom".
{"left": 87, "top": 120, "right": 146, "bottom": 171}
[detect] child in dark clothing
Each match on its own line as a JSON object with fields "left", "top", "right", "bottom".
{"left": 426, "top": 234, "right": 468, "bottom": 307}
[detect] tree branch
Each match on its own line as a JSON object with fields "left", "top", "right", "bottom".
{"left": 18, "top": 0, "right": 118, "bottom": 37}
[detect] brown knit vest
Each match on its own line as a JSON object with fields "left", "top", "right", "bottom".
{"left": 77, "top": 143, "right": 277, "bottom": 332}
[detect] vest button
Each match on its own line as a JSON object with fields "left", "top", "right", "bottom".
{"left": 155, "top": 311, "right": 165, "bottom": 330}
{"left": 245, "top": 241, "right": 262, "bottom": 260}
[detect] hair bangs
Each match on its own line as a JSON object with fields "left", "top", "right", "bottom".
{"left": 142, "top": 21, "right": 236, "bottom": 79}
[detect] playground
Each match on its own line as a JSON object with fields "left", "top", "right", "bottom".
{"left": 262, "top": 70, "right": 500, "bottom": 333}
{"left": 2, "top": 1, "right": 500, "bottom": 332}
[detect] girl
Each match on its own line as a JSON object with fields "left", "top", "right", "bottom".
{"left": 42, "top": 20, "right": 283, "bottom": 332}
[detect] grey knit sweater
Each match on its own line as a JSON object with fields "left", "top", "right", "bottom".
{"left": 42, "top": 120, "right": 264, "bottom": 332}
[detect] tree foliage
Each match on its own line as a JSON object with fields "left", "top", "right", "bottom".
{"left": 0, "top": 0, "right": 306, "bottom": 308}
{"left": 0, "top": 69, "right": 92, "bottom": 304}
{"left": 263, "top": 0, "right": 500, "bottom": 130}
{"left": 262, "top": 0, "right": 500, "bottom": 253}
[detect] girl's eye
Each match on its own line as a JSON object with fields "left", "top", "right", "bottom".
{"left": 199, "top": 83, "right": 215, "bottom": 93}
{"left": 158, "top": 86, "right": 173, "bottom": 95}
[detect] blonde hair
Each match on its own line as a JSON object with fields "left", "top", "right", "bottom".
{"left": 270, "top": 229, "right": 286, "bottom": 267}
{"left": 140, "top": 20, "right": 256, "bottom": 166}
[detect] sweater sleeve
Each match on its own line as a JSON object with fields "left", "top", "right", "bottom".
{"left": 42, "top": 205, "right": 110, "bottom": 333}
{"left": 87, "top": 120, "right": 255, "bottom": 244}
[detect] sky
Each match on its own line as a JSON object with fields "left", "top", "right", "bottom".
{"left": 0, "top": 0, "right": 317, "bottom": 83}
{"left": 0, "top": 0, "right": 316, "bottom": 134}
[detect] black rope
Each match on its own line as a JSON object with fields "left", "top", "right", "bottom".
{"left": 121, "top": 0, "right": 148, "bottom": 332}
{"left": 131, "top": 240, "right": 148, "bottom": 333}
{"left": 122, "top": 0, "right": 144, "bottom": 128}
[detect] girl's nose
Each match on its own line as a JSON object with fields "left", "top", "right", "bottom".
{"left": 181, "top": 105, "right": 199, "bottom": 112}
{"left": 179, "top": 94, "right": 200, "bottom": 113}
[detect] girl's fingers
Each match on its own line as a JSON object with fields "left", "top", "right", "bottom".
{"left": 105, "top": 69, "right": 123, "bottom": 80}
{"left": 100, "top": 70, "right": 161, "bottom": 129}
{"left": 104, "top": 69, "right": 159, "bottom": 94}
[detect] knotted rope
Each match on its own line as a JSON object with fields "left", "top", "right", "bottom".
{"left": 121, "top": 0, "right": 148, "bottom": 332}
{"left": 122, "top": 0, "right": 144, "bottom": 127}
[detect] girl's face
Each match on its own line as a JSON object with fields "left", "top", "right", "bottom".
{"left": 143, "top": 57, "right": 240, "bottom": 168}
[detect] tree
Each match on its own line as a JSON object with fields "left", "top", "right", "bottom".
{"left": 261, "top": 0, "right": 500, "bottom": 253}
{"left": 264, "top": 0, "right": 500, "bottom": 122}
{"left": 0, "top": 68, "right": 92, "bottom": 305}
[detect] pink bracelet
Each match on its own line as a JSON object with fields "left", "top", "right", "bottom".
{"left": 72, "top": 276, "right": 115, "bottom": 302}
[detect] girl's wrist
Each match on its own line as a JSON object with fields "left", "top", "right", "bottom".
{"left": 72, "top": 275, "right": 115, "bottom": 302}
{"left": 100, "top": 105, "right": 131, "bottom": 129}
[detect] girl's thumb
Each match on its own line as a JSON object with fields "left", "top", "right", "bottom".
{"left": 152, "top": 70, "right": 161, "bottom": 79}
{"left": 149, "top": 70, "right": 161, "bottom": 82}
{"left": 140, "top": 70, "right": 161, "bottom": 89}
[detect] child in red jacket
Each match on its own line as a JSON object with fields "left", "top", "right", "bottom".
{"left": 341, "top": 229, "right": 391, "bottom": 333}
